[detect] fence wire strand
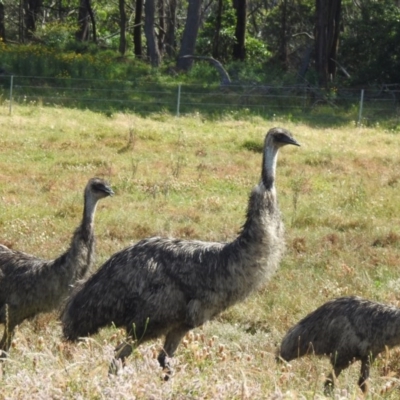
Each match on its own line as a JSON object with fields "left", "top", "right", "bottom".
{"left": 2, "top": 75, "right": 399, "bottom": 124}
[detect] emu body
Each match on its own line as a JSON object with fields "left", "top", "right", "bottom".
{"left": 278, "top": 296, "right": 400, "bottom": 393}
{"left": 0, "top": 178, "right": 113, "bottom": 356}
{"left": 62, "top": 128, "right": 299, "bottom": 375}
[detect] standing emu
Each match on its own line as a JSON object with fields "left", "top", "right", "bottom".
{"left": 62, "top": 128, "right": 300, "bottom": 376}
{"left": 278, "top": 296, "right": 400, "bottom": 394}
{"left": 0, "top": 177, "right": 114, "bottom": 357}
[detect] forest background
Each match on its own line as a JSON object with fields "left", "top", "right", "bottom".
{"left": 0, "top": 0, "right": 400, "bottom": 92}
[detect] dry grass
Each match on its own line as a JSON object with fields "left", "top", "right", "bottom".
{"left": 1, "top": 103, "right": 400, "bottom": 398}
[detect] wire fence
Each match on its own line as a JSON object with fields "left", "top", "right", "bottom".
{"left": 1, "top": 75, "right": 400, "bottom": 125}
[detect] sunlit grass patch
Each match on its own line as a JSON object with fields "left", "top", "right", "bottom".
{"left": 0, "top": 105, "right": 400, "bottom": 397}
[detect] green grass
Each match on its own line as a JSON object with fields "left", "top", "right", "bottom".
{"left": 1, "top": 102, "right": 400, "bottom": 398}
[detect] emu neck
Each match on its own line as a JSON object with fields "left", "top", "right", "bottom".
{"left": 261, "top": 145, "right": 279, "bottom": 190}
{"left": 238, "top": 185, "right": 278, "bottom": 243}
{"left": 81, "top": 195, "right": 98, "bottom": 240}
{"left": 57, "top": 194, "right": 98, "bottom": 282}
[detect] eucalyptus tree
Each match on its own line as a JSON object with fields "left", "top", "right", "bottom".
{"left": 133, "top": 0, "right": 143, "bottom": 57}
{"left": 314, "top": 0, "right": 342, "bottom": 86}
{"left": 176, "top": 0, "right": 203, "bottom": 71}
{"left": 76, "top": 0, "right": 97, "bottom": 42}
{"left": 0, "top": 2, "right": 5, "bottom": 40}
{"left": 24, "top": 0, "right": 43, "bottom": 39}
{"left": 144, "top": 0, "right": 161, "bottom": 66}
{"left": 232, "top": 0, "right": 246, "bottom": 60}
{"left": 119, "top": 0, "right": 127, "bottom": 55}
{"left": 164, "top": 0, "right": 177, "bottom": 56}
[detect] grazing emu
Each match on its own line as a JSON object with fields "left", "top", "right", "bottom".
{"left": 278, "top": 296, "right": 400, "bottom": 394}
{"left": 0, "top": 178, "right": 114, "bottom": 357}
{"left": 62, "top": 128, "right": 299, "bottom": 376}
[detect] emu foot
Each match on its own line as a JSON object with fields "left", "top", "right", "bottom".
{"left": 108, "top": 340, "right": 133, "bottom": 375}
{"left": 108, "top": 357, "right": 125, "bottom": 375}
{"left": 162, "top": 365, "right": 172, "bottom": 381}
{"left": 358, "top": 378, "right": 369, "bottom": 394}
{"left": 323, "top": 379, "right": 335, "bottom": 396}
{"left": 0, "top": 349, "right": 8, "bottom": 360}
{"left": 157, "top": 352, "right": 173, "bottom": 381}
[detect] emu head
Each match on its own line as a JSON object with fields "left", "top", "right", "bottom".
{"left": 266, "top": 127, "right": 300, "bottom": 149}
{"left": 87, "top": 178, "right": 115, "bottom": 201}
{"left": 262, "top": 127, "right": 300, "bottom": 190}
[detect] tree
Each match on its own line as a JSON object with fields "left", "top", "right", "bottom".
{"left": 158, "top": 0, "right": 165, "bottom": 54}
{"left": 119, "top": 0, "right": 127, "bottom": 56}
{"left": 133, "top": 0, "right": 143, "bottom": 57}
{"left": 261, "top": 0, "right": 314, "bottom": 72}
{"left": 232, "top": 0, "right": 246, "bottom": 60}
{"left": 24, "top": 0, "right": 42, "bottom": 39}
{"left": 164, "top": 0, "right": 177, "bottom": 57}
{"left": 196, "top": 0, "right": 236, "bottom": 62}
{"left": 76, "top": 0, "right": 97, "bottom": 42}
{"left": 177, "top": 0, "right": 203, "bottom": 71}
{"left": 0, "top": 2, "right": 5, "bottom": 41}
{"left": 339, "top": 0, "right": 400, "bottom": 84}
{"left": 314, "top": 0, "right": 342, "bottom": 86}
{"left": 277, "top": 0, "right": 288, "bottom": 68}
{"left": 144, "top": 0, "right": 161, "bottom": 66}
{"left": 212, "top": 0, "right": 223, "bottom": 59}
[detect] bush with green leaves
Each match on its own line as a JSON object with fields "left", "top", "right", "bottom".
{"left": 340, "top": 0, "right": 400, "bottom": 84}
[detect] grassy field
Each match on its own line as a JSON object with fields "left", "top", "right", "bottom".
{"left": 0, "top": 103, "right": 400, "bottom": 399}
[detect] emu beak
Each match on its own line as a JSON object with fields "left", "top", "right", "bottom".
{"left": 105, "top": 187, "right": 115, "bottom": 197}
{"left": 284, "top": 136, "right": 300, "bottom": 147}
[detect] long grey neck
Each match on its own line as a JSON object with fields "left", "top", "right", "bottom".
{"left": 58, "top": 193, "right": 98, "bottom": 282}
{"left": 81, "top": 194, "right": 98, "bottom": 241}
{"left": 233, "top": 144, "right": 280, "bottom": 245}
{"left": 261, "top": 145, "right": 279, "bottom": 190}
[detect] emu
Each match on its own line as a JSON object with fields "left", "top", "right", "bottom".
{"left": 0, "top": 177, "right": 114, "bottom": 357}
{"left": 62, "top": 128, "right": 299, "bottom": 376}
{"left": 278, "top": 296, "right": 400, "bottom": 394}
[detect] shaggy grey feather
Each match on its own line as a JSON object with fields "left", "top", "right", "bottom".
{"left": 62, "top": 128, "right": 299, "bottom": 376}
{"left": 278, "top": 296, "right": 400, "bottom": 394}
{"left": 0, "top": 177, "right": 114, "bottom": 357}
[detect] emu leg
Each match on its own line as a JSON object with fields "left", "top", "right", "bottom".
{"left": 108, "top": 340, "right": 134, "bottom": 375}
{"left": 358, "top": 357, "right": 370, "bottom": 394}
{"left": 158, "top": 326, "right": 189, "bottom": 380}
{"left": 324, "top": 365, "right": 344, "bottom": 395}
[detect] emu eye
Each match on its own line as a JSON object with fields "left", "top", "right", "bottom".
{"left": 92, "top": 183, "right": 108, "bottom": 193}
{"left": 275, "top": 133, "right": 287, "bottom": 142}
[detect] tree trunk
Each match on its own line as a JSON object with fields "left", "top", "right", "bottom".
{"left": 0, "top": 3, "right": 5, "bottom": 41}
{"left": 119, "top": 0, "right": 127, "bottom": 56}
{"left": 315, "top": 0, "right": 342, "bottom": 87}
{"left": 133, "top": 0, "right": 143, "bottom": 57}
{"left": 176, "top": 0, "right": 203, "bottom": 71}
{"left": 86, "top": 0, "right": 97, "bottom": 42}
{"left": 165, "top": 0, "right": 177, "bottom": 57}
{"left": 158, "top": 0, "right": 165, "bottom": 55}
{"left": 212, "top": 0, "right": 223, "bottom": 59}
{"left": 76, "top": 0, "right": 96, "bottom": 42}
{"left": 58, "top": 0, "right": 63, "bottom": 20}
{"left": 278, "top": 0, "right": 288, "bottom": 68}
{"left": 144, "top": 0, "right": 161, "bottom": 66}
{"left": 232, "top": 0, "right": 246, "bottom": 60}
{"left": 76, "top": 0, "right": 90, "bottom": 41}
{"left": 19, "top": 0, "right": 24, "bottom": 42}
{"left": 24, "top": 0, "right": 42, "bottom": 39}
